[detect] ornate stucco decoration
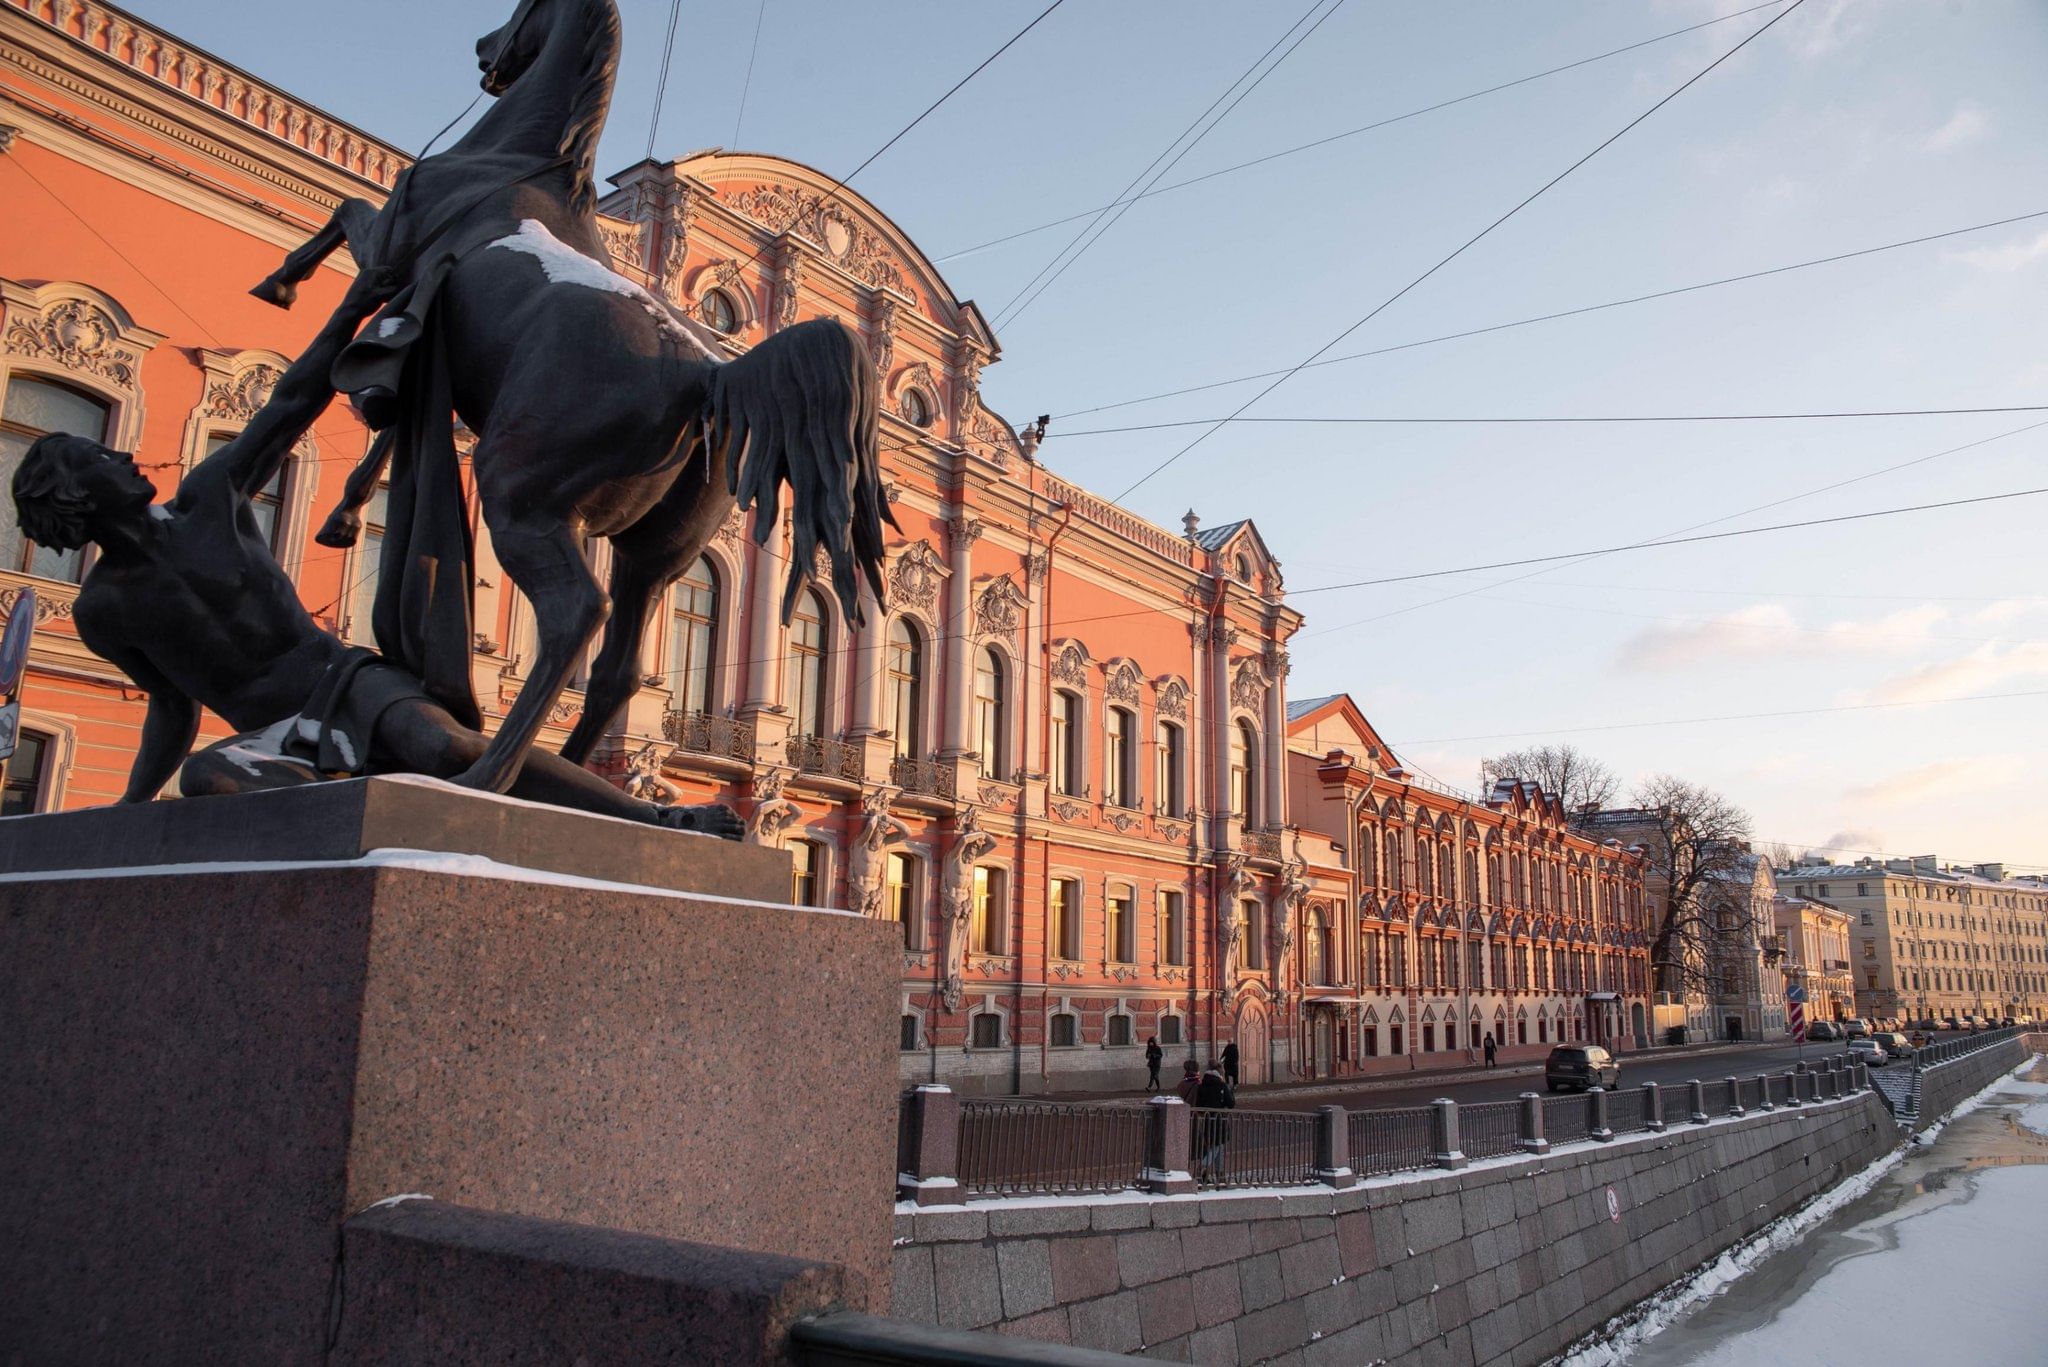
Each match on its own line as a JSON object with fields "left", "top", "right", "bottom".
{"left": 657, "top": 186, "right": 696, "bottom": 297}
{"left": 1048, "top": 641, "right": 1090, "bottom": 688}
{"left": 1208, "top": 619, "right": 1239, "bottom": 649}
{"left": 974, "top": 575, "right": 1025, "bottom": 644}
{"left": 1103, "top": 660, "right": 1143, "bottom": 707}
{"left": 888, "top": 541, "right": 945, "bottom": 617}
{"left": 1154, "top": 677, "right": 1190, "bottom": 721}
{"left": 869, "top": 296, "right": 900, "bottom": 375}
{"left": 1050, "top": 800, "right": 1088, "bottom": 822}
{"left": 954, "top": 347, "right": 985, "bottom": 427}
{"left": 719, "top": 182, "right": 913, "bottom": 298}
{"left": 773, "top": 241, "right": 805, "bottom": 327}
{"left": 1216, "top": 853, "right": 1250, "bottom": 1006}
{"left": 599, "top": 218, "right": 647, "bottom": 274}
{"left": 946, "top": 515, "right": 984, "bottom": 549}
{"left": 745, "top": 768, "right": 800, "bottom": 846}
{"left": 1107, "top": 811, "right": 1143, "bottom": 835}
{"left": 1230, "top": 658, "right": 1268, "bottom": 713}
{"left": 1263, "top": 643, "right": 1292, "bottom": 680}
{"left": 1025, "top": 553, "right": 1050, "bottom": 585}
{"left": 939, "top": 809, "right": 998, "bottom": 1012}
{"left": 715, "top": 505, "right": 749, "bottom": 554}
{"left": 2, "top": 281, "right": 160, "bottom": 393}
{"left": 847, "top": 785, "right": 910, "bottom": 920}
{"left": 201, "top": 360, "right": 283, "bottom": 423}
{"left": 0, "top": 586, "right": 75, "bottom": 624}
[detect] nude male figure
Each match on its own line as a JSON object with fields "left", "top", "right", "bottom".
{"left": 8, "top": 270, "right": 739, "bottom": 837}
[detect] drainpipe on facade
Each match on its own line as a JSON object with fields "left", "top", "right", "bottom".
{"left": 1033, "top": 496, "right": 1074, "bottom": 1093}
{"left": 1199, "top": 572, "right": 1229, "bottom": 1066}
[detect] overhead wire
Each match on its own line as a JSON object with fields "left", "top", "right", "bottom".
{"left": 1111, "top": 0, "right": 1813, "bottom": 502}
{"left": 731, "top": 0, "right": 769, "bottom": 148}
{"left": 1052, "top": 208, "right": 2048, "bottom": 422}
{"left": 990, "top": 0, "right": 1349, "bottom": 330}
{"left": 644, "top": 0, "right": 687, "bottom": 161}
{"left": 1048, "top": 406, "right": 2048, "bottom": 437}
{"left": 936, "top": 0, "right": 1789, "bottom": 263}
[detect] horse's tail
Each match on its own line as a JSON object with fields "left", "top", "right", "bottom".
{"left": 704, "top": 317, "right": 895, "bottom": 626}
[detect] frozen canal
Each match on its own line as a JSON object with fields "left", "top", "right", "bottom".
{"left": 1603, "top": 1059, "right": 2048, "bottom": 1367}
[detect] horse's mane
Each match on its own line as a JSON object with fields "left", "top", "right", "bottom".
{"left": 559, "top": 0, "right": 622, "bottom": 220}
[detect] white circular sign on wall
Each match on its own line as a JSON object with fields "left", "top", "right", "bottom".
{"left": 1606, "top": 1186, "right": 1622, "bottom": 1223}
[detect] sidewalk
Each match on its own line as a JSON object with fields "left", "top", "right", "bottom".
{"left": 1053, "top": 1036, "right": 1801, "bottom": 1107}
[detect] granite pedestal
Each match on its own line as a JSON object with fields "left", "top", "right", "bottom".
{"left": 0, "top": 783, "right": 898, "bottom": 1364}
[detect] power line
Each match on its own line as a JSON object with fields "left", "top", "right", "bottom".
{"left": 1292, "top": 487, "right": 2048, "bottom": 597}
{"left": 991, "top": 0, "right": 1348, "bottom": 330}
{"left": 936, "top": 0, "right": 1789, "bottom": 264}
{"left": 644, "top": 0, "right": 686, "bottom": 161}
{"left": 1111, "top": 0, "right": 1812, "bottom": 502}
{"left": 1054, "top": 208, "right": 2048, "bottom": 422}
{"left": 1389, "top": 689, "right": 2048, "bottom": 746}
{"left": 1049, "top": 406, "right": 2048, "bottom": 437}
{"left": 1301, "top": 418, "right": 2048, "bottom": 638}
{"left": 731, "top": 0, "right": 769, "bottom": 148}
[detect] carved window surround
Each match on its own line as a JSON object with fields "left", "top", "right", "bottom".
{"left": 0, "top": 277, "right": 162, "bottom": 454}
{"left": 181, "top": 346, "right": 322, "bottom": 581}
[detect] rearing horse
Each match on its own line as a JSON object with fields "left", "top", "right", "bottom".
{"left": 255, "top": 0, "right": 889, "bottom": 794}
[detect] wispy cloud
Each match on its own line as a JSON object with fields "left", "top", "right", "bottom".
{"left": 1923, "top": 103, "right": 1991, "bottom": 152}
{"left": 1947, "top": 230, "right": 2048, "bottom": 273}
{"left": 1813, "top": 830, "right": 1887, "bottom": 859}
{"left": 1858, "top": 641, "right": 2048, "bottom": 705}
{"left": 1843, "top": 756, "right": 2023, "bottom": 807}
{"left": 1612, "top": 600, "right": 2022, "bottom": 674}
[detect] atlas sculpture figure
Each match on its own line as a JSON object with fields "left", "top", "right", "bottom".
{"left": 5, "top": 270, "right": 736, "bottom": 833}
{"left": 247, "top": 0, "right": 891, "bottom": 798}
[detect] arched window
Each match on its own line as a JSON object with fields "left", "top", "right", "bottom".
{"left": 1050, "top": 877, "right": 1081, "bottom": 960}
{"left": 789, "top": 838, "right": 821, "bottom": 906}
{"left": 1049, "top": 1013, "right": 1078, "bottom": 1047}
{"left": 901, "top": 388, "right": 932, "bottom": 428}
{"left": 1160, "top": 888, "right": 1186, "bottom": 966}
{"left": 1386, "top": 827, "right": 1403, "bottom": 890}
{"left": 783, "top": 588, "right": 830, "bottom": 735}
{"left": 972, "top": 865, "right": 1007, "bottom": 955}
{"left": 887, "top": 852, "right": 919, "bottom": 949}
{"left": 700, "top": 287, "right": 738, "bottom": 334}
{"left": 1050, "top": 690, "right": 1080, "bottom": 795}
{"left": 1, "top": 728, "right": 53, "bottom": 816}
{"left": 1230, "top": 720, "right": 1259, "bottom": 825}
{"left": 203, "top": 431, "right": 289, "bottom": 555}
{"left": 1307, "top": 907, "right": 1330, "bottom": 985}
{"left": 1109, "top": 884, "right": 1135, "bottom": 964}
{"left": 974, "top": 648, "right": 1005, "bottom": 778}
{"left": 1105, "top": 706, "right": 1136, "bottom": 808}
{"left": 0, "top": 376, "right": 110, "bottom": 583}
{"left": 1359, "top": 825, "right": 1378, "bottom": 887}
{"left": 899, "top": 1014, "right": 921, "bottom": 1051}
{"left": 345, "top": 483, "right": 390, "bottom": 647}
{"left": 1243, "top": 899, "right": 1266, "bottom": 971}
{"left": 1155, "top": 721, "right": 1185, "bottom": 816}
{"left": 886, "top": 618, "right": 923, "bottom": 758}
{"left": 1417, "top": 840, "right": 1435, "bottom": 897}
{"left": 670, "top": 555, "right": 719, "bottom": 714}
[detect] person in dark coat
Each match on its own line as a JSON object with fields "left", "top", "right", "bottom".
{"left": 1144, "top": 1036, "right": 1164, "bottom": 1090}
{"left": 1175, "top": 1059, "right": 1202, "bottom": 1106}
{"left": 1222, "top": 1040, "right": 1240, "bottom": 1088}
{"left": 1483, "top": 1032, "right": 1498, "bottom": 1068}
{"left": 1194, "top": 1063, "right": 1235, "bottom": 1182}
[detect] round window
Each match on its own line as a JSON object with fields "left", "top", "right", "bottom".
{"left": 902, "top": 388, "right": 933, "bottom": 428}
{"left": 701, "top": 288, "right": 738, "bottom": 335}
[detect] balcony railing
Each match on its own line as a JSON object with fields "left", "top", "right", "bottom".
{"left": 788, "top": 733, "right": 863, "bottom": 782}
{"left": 662, "top": 709, "right": 753, "bottom": 761}
{"left": 890, "top": 755, "right": 955, "bottom": 799}
{"left": 1242, "top": 828, "right": 1282, "bottom": 860}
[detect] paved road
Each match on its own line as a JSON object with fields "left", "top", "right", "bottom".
{"left": 1235, "top": 1040, "right": 1854, "bottom": 1114}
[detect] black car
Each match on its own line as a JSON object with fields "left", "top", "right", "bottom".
{"left": 1806, "top": 1021, "right": 1840, "bottom": 1042}
{"left": 1545, "top": 1045, "right": 1620, "bottom": 1092}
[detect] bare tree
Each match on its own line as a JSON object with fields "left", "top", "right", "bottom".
{"left": 1625, "top": 775, "right": 1757, "bottom": 997}
{"left": 1758, "top": 840, "right": 1798, "bottom": 871}
{"left": 1479, "top": 744, "right": 1619, "bottom": 816}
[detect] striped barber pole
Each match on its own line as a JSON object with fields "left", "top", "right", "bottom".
{"left": 1787, "top": 982, "right": 1807, "bottom": 1042}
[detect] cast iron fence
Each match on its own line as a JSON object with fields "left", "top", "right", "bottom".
{"left": 957, "top": 1099, "right": 1147, "bottom": 1198}
{"left": 1461, "top": 1099, "right": 1523, "bottom": 1160}
{"left": 1543, "top": 1094, "right": 1591, "bottom": 1145}
{"left": 1194, "top": 1108, "right": 1316, "bottom": 1188}
{"left": 1350, "top": 1105, "right": 1435, "bottom": 1176}
{"left": 1607, "top": 1088, "right": 1646, "bottom": 1135}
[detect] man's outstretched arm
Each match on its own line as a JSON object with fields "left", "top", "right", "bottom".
{"left": 188, "top": 269, "right": 396, "bottom": 502}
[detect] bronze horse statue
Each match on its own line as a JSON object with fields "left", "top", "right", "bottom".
{"left": 254, "top": 0, "right": 890, "bottom": 794}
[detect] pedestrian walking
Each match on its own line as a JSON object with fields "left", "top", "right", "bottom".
{"left": 1483, "top": 1032, "right": 1497, "bottom": 1068}
{"left": 1195, "top": 1062, "right": 1234, "bottom": 1182}
{"left": 1145, "top": 1036, "right": 1163, "bottom": 1090}
{"left": 1222, "top": 1040, "right": 1240, "bottom": 1088}
{"left": 1175, "top": 1058, "right": 1202, "bottom": 1105}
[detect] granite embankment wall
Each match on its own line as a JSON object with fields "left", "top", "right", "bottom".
{"left": 1911, "top": 1036, "right": 2026, "bottom": 1132}
{"left": 892, "top": 1092, "right": 1896, "bottom": 1365}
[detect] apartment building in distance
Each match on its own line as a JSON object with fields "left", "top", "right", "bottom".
{"left": 1780, "top": 857, "right": 2048, "bottom": 1024}
{"left": 1772, "top": 893, "right": 1854, "bottom": 1024}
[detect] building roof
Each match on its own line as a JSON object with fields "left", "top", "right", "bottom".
{"left": 1192, "top": 519, "right": 1249, "bottom": 551}
{"left": 1287, "top": 694, "right": 1341, "bottom": 722}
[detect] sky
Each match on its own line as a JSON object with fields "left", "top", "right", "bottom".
{"left": 125, "top": 0, "right": 2048, "bottom": 868}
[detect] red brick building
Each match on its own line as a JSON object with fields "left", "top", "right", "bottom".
{"left": 0, "top": 1, "right": 1647, "bottom": 1093}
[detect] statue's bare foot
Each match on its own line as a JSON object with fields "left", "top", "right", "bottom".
{"left": 653, "top": 802, "right": 745, "bottom": 841}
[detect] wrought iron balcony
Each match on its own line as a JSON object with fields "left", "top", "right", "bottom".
{"left": 789, "top": 733, "right": 864, "bottom": 782}
{"left": 661, "top": 709, "right": 753, "bottom": 762}
{"left": 890, "top": 755, "right": 956, "bottom": 799}
{"left": 1242, "top": 828, "right": 1282, "bottom": 860}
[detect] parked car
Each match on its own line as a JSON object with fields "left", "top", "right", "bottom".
{"left": 1874, "top": 1032, "right": 1914, "bottom": 1059}
{"left": 1806, "top": 1021, "right": 1840, "bottom": 1042}
{"left": 1940, "top": 1017, "right": 1962, "bottom": 1032}
{"left": 1545, "top": 1045, "right": 1620, "bottom": 1092}
{"left": 1847, "top": 1038, "right": 1889, "bottom": 1067}
{"left": 1843, "top": 1019, "right": 1870, "bottom": 1039}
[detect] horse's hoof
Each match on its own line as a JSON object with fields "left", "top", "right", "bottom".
{"left": 314, "top": 511, "right": 362, "bottom": 549}
{"left": 249, "top": 277, "right": 297, "bottom": 309}
{"left": 653, "top": 802, "right": 745, "bottom": 841}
